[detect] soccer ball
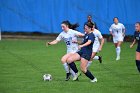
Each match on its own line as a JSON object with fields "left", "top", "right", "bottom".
{"left": 43, "top": 74, "right": 52, "bottom": 81}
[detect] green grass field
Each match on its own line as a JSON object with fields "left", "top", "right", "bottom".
{"left": 0, "top": 39, "right": 140, "bottom": 93}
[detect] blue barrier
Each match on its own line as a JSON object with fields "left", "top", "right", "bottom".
{"left": 0, "top": 0, "right": 140, "bottom": 35}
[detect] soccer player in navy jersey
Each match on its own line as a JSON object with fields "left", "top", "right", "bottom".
{"left": 67, "top": 22, "right": 97, "bottom": 82}
{"left": 130, "top": 22, "right": 140, "bottom": 73}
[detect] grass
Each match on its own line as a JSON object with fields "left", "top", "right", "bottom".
{"left": 0, "top": 39, "right": 140, "bottom": 93}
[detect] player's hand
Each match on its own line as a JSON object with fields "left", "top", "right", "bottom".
{"left": 78, "top": 45, "right": 83, "bottom": 50}
{"left": 72, "top": 40, "right": 78, "bottom": 43}
{"left": 112, "top": 34, "right": 115, "bottom": 37}
{"left": 122, "top": 33, "right": 125, "bottom": 37}
{"left": 130, "top": 44, "right": 133, "bottom": 48}
{"left": 46, "top": 42, "right": 50, "bottom": 47}
{"left": 98, "top": 47, "right": 102, "bottom": 52}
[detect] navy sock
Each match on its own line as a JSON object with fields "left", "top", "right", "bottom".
{"left": 84, "top": 70, "right": 95, "bottom": 80}
{"left": 69, "top": 62, "right": 78, "bottom": 73}
{"left": 136, "top": 60, "right": 140, "bottom": 73}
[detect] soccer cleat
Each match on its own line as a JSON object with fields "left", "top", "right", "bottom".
{"left": 90, "top": 78, "right": 97, "bottom": 83}
{"left": 65, "top": 73, "right": 71, "bottom": 81}
{"left": 98, "top": 56, "right": 102, "bottom": 63}
{"left": 116, "top": 56, "right": 120, "bottom": 61}
{"left": 73, "top": 72, "right": 81, "bottom": 81}
{"left": 75, "top": 78, "right": 79, "bottom": 81}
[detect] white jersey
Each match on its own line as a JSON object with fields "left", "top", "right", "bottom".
{"left": 92, "top": 29, "right": 103, "bottom": 52}
{"left": 109, "top": 23, "right": 125, "bottom": 43}
{"left": 109, "top": 23, "right": 125, "bottom": 38}
{"left": 56, "top": 29, "right": 80, "bottom": 53}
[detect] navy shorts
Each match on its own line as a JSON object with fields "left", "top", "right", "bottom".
{"left": 136, "top": 46, "right": 140, "bottom": 52}
{"left": 136, "top": 48, "right": 140, "bottom": 52}
{"left": 77, "top": 51, "right": 92, "bottom": 61}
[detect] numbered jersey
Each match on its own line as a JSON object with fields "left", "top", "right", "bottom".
{"left": 56, "top": 29, "right": 80, "bottom": 53}
{"left": 109, "top": 23, "right": 125, "bottom": 38}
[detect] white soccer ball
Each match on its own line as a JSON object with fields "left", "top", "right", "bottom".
{"left": 43, "top": 74, "right": 52, "bottom": 81}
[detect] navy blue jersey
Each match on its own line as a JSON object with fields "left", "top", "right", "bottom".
{"left": 77, "top": 32, "right": 95, "bottom": 61}
{"left": 81, "top": 32, "right": 95, "bottom": 54}
{"left": 134, "top": 31, "right": 140, "bottom": 52}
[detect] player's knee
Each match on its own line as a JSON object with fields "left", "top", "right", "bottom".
{"left": 61, "top": 57, "right": 66, "bottom": 64}
{"left": 67, "top": 58, "right": 73, "bottom": 63}
{"left": 80, "top": 66, "right": 86, "bottom": 73}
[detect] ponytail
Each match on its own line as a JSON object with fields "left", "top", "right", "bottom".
{"left": 61, "top": 20, "right": 79, "bottom": 30}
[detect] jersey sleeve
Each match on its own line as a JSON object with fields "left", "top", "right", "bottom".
{"left": 134, "top": 31, "right": 136, "bottom": 39}
{"left": 97, "top": 31, "right": 103, "bottom": 39}
{"left": 121, "top": 24, "right": 125, "bottom": 29}
{"left": 73, "top": 30, "right": 81, "bottom": 36}
{"left": 88, "top": 33, "right": 95, "bottom": 43}
{"left": 109, "top": 25, "right": 113, "bottom": 32}
{"left": 56, "top": 33, "right": 63, "bottom": 41}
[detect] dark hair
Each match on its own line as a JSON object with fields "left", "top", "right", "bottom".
{"left": 61, "top": 20, "right": 79, "bottom": 30}
{"left": 136, "top": 22, "right": 140, "bottom": 25}
{"left": 85, "top": 22, "right": 94, "bottom": 29}
{"left": 88, "top": 15, "right": 92, "bottom": 18}
{"left": 113, "top": 17, "right": 118, "bottom": 21}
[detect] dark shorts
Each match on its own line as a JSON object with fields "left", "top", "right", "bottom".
{"left": 77, "top": 51, "right": 92, "bottom": 61}
{"left": 136, "top": 48, "right": 140, "bottom": 52}
{"left": 136, "top": 46, "right": 140, "bottom": 52}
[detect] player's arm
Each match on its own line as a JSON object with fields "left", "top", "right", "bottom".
{"left": 122, "top": 24, "right": 126, "bottom": 37}
{"left": 109, "top": 25, "right": 115, "bottom": 37}
{"left": 46, "top": 33, "right": 62, "bottom": 46}
{"left": 98, "top": 32, "right": 104, "bottom": 51}
{"left": 122, "top": 28, "right": 125, "bottom": 36}
{"left": 72, "top": 31, "right": 85, "bottom": 44}
{"left": 79, "top": 34, "right": 95, "bottom": 49}
{"left": 73, "top": 39, "right": 83, "bottom": 45}
{"left": 47, "top": 33, "right": 62, "bottom": 46}
{"left": 77, "top": 32, "right": 85, "bottom": 37}
{"left": 110, "top": 31, "right": 114, "bottom": 37}
{"left": 130, "top": 39, "right": 136, "bottom": 48}
{"left": 47, "top": 40, "right": 60, "bottom": 46}
{"left": 98, "top": 37, "right": 105, "bottom": 51}
{"left": 79, "top": 40, "right": 92, "bottom": 49}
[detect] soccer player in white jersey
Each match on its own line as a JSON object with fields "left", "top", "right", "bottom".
{"left": 47, "top": 21, "right": 84, "bottom": 81}
{"left": 87, "top": 22, "right": 104, "bottom": 67}
{"left": 109, "top": 17, "right": 125, "bottom": 60}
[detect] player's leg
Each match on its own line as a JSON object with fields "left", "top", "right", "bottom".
{"left": 116, "top": 41, "right": 123, "bottom": 60}
{"left": 61, "top": 53, "right": 75, "bottom": 80}
{"left": 67, "top": 53, "right": 81, "bottom": 80}
{"left": 61, "top": 54, "right": 71, "bottom": 80}
{"left": 136, "top": 51, "right": 140, "bottom": 73}
{"left": 113, "top": 37, "right": 118, "bottom": 48}
{"left": 80, "top": 58, "right": 97, "bottom": 82}
{"left": 113, "top": 37, "right": 121, "bottom": 60}
{"left": 92, "top": 45, "right": 102, "bottom": 63}
{"left": 113, "top": 37, "right": 119, "bottom": 60}
{"left": 87, "top": 52, "right": 96, "bottom": 68}
{"left": 116, "top": 36, "right": 124, "bottom": 60}
{"left": 93, "top": 56, "right": 102, "bottom": 63}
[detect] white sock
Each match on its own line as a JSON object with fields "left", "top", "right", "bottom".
{"left": 93, "top": 56, "right": 99, "bottom": 60}
{"left": 87, "top": 61, "right": 92, "bottom": 68}
{"left": 63, "top": 63, "right": 70, "bottom": 73}
{"left": 70, "top": 68, "right": 76, "bottom": 77}
{"left": 116, "top": 47, "right": 121, "bottom": 57}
